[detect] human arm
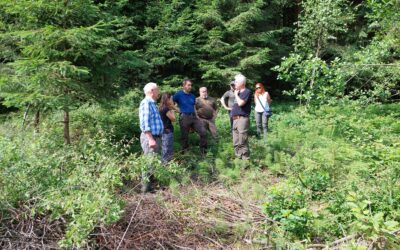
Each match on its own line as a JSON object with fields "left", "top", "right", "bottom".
{"left": 220, "top": 93, "right": 231, "bottom": 110}
{"left": 234, "top": 89, "right": 249, "bottom": 107}
{"left": 139, "top": 101, "right": 157, "bottom": 148}
{"left": 212, "top": 99, "right": 218, "bottom": 120}
{"left": 266, "top": 92, "right": 271, "bottom": 105}
{"left": 171, "top": 105, "right": 180, "bottom": 112}
{"left": 212, "top": 98, "right": 218, "bottom": 112}
{"left": 172, "top": 92, "right": 181, "bottom": 112}
{"left": 144, "top": 132, "right": 157, "bottom": 148}
{"left": 166, "top": 110, "right": 176, "bottom": 122}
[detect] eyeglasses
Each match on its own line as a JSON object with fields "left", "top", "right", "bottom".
{"left": 255, "top": 87, "right": 261, "bottom": 89}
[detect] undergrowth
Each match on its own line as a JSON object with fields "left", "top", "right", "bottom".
{"left": 1, "top": 97, "right": 399, "bottom": 248}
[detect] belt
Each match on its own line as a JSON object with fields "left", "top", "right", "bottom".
{"left": 163, "top": 128, "right": 173, "bottom": 134}
{"left": 181, "top": 112, "right": 196, "bottom": 116}
{"left": 232, "top": 115, "right": 248, "bottom": 120}
{"left": 152, "top": 134, "right": 161, "bottom": 138}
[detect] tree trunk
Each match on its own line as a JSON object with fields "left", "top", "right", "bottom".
{"left": 33, "top": 109, "right": 40, "bottom": 133}
{"left": 22, "top": 103, "right": 31, "bottom": 128}
{"left": 307, "top": 35, "right": 322, "bottom": 106}
{"left": 63, "top": 109, "right": 71, "bottom": 145}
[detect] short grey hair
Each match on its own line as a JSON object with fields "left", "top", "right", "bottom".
{"left": 143, "top": 82, "right": 158, "bottom": 94}
{"left": 234, "top": 74, "right": 246, "bottom": 86}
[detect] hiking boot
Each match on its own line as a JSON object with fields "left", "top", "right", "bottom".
{"left": 141, "top": 180, "right": 152, "bottom": 193}
{"left": 141, "top": 174, "right": 156, "bottom": 193}
{"left": 200, "top": 147, "right": 207, "bottom": 158}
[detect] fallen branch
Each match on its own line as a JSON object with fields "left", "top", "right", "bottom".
{"left": 116, "top": 196, "right": 143, "bottom": 250}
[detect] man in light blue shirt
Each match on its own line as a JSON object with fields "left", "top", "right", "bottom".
{"left": 139, "top": 82, "right": 163, "bottom": 192}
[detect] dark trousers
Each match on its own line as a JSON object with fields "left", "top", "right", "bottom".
{"left": 229, "top": 111, "right": 233, "bottom": 131}
{"left": 179, "top": 114, "right": 207, "bottom": 151}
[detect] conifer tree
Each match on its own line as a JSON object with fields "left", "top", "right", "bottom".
{"left": 0, "top": 0, "right": 140, "bottom": 143}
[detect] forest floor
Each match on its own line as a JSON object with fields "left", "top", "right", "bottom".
{"left": 1, "top": 101, "right": 399, "bottom": 249}
{"left": 97, "top": 181, "right": 276, "bottom": 249}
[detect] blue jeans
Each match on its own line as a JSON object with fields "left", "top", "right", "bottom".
{"left": 255, "top": 111, "right": 268, "bottom": 136}
{"left": 161, "top": 132, "right": 174, "bottom": 163}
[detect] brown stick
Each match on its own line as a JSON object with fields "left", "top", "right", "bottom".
{"left": 116, "top": 197, "right": 143, "bottom": 250}
{"left": 33, "top": 109, "right": 40, "bottom": 133}
{"left": 63, "top": 108, "right": 70, "bottom": 144}
{"left": 22, "top": 103, "right": 31, "bottom": 128}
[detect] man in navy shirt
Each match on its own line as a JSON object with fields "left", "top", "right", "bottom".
{"left": 173, "top": 79, "right": 207, "bottom": 155}
{"left": 231, "top": 74, "right": 252, "bottom": 160}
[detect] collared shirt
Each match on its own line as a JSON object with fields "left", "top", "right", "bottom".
{"left": 173, "top": 90, "right": 196, "bottom": 113}
{"left": 231, "top": 88, "right": 252, "bottom": 117}
{"left": 195, "top": 96, "right": 217, "bottom": 120}
{"left": 139, "top": 96, "right": 164, "bottom": 136}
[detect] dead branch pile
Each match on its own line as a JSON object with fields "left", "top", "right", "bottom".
{"left": 0, "top": 206, "right": 64, "bottom": 250}
{"left": 93, "top": 191, "right": 214, "bottom": 250}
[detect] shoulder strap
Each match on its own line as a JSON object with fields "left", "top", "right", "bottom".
{"left": 256, "top": 95, "right": 269, "bottom": 112}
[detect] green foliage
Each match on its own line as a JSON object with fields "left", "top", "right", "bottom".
{"left": 127, "top": 153, "right": 186, "bottom": 187}
{"left": 261, "top": 102, "right": 400, "bottom": 244}
{"left": 274, "top": 0, "right": 352, "bottom": 105}
{"left": 141, "top": 0, "right": 295, "bottom": 91}
{"left": 275, "top": 54, "right": 345, "bottom": 104}
{"left": 293, "top": 0, "right": 353, "bottom": 57}
{"left": 0, "top": 0, "right": 148, "bottom": 143}
{"left": 275, "top": 0, "right": 399, "bottom": 104}
{"left": 71, "top": 89, "right": 143, "bottom": 143}
{"left": 0, "top": 129, "right": 125, "bottom": 247}
{"left": 1, "top": 0, "right": 400, "bottom": 248}
{"left": 347, "top": 192, "right": 400, "bottom": 248}
{"left": 264, "top": 180, "right": 314, "bottom": 238}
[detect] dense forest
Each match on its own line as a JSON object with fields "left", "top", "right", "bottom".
{"left": 1, "top": 0, "right": 399, "bottom": 249}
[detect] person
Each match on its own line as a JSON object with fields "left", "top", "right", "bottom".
{"left": 173, "top": 79, "right": 207, "bottom": 155}
{"left": 159, "top": 93, "right": 176, "bottom": 163}
{"left": 139, "top": 82, "right": 164, "bottom": 193}
{"left": 195, "top": 87, "right": 218, "bottom": 139}
{"left": 254, "top": 82, "right": 271, "bottom": 138}
{"left": 220, "top": 81, "right": 236, "bottom": 130}
{"left": 231, "top": 74, "right": 252, "bottom": 160}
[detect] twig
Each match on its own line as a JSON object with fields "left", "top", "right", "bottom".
{"left": 306, "top": 243, "right": 327, "bottom": 248}
{"left": 194, "top": 233, "right": 224, "bottom": 249}
{"left": 344, "top": 64, "right": 400, "bottom": 67}
{"left": 244, "top": 238, "right": 268, "bottom": 245}
{"left": 116, "top": 197, "right": 143, "bottom": 250}
{"left": 22, "top": 103, "right": 31, "bottom": 128}
{"left": 156, "top": 241, "right": 167, "bottom": 250}
{"left": 329, "top": 234, "right": 358, "bottom": 247}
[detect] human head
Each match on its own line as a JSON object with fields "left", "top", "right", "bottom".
{"left": 234, "top": 74, "right": 246, "bottom": 90}
{"left": 182, "top": 79, "right": 192, "bottom": 93}
{"left": 255, "top": 82, "right": 265, "bottom": 96}
{"left": 230, "top": 81, "right": 235, "bottom": 91}
{"left": 159, "top": 92, "right": 173, "bottom": 110}
{"left": 143, "top": 82, "right": 159, "bottom": 100}
{"left": 199, "top": 87, "right": 208, "bottom": 98}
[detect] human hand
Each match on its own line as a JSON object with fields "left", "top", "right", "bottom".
{"left": 149, "top": 138, "right": 157, "bottom": 149}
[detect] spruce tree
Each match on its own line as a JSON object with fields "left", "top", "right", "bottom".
{"left": 0, "top": 0, "right": 138, "bottom": 143}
